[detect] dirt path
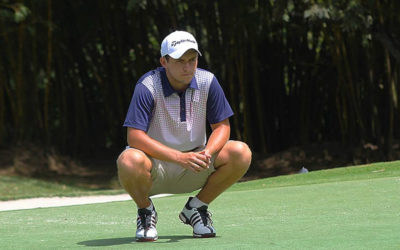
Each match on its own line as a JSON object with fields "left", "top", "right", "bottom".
{"left": 0, "top": 194, "right": 170, "bottom": 212}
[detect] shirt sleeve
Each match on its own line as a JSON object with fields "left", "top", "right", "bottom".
{"left": 206, "top": 76, "right": 234, "bottom": 124}
{"left": 123, "top": 83, "right": 154, "bottom": 131}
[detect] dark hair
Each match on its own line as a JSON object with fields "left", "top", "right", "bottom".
{"left": 164, "top": 55, "right": 171, "bottom": 62}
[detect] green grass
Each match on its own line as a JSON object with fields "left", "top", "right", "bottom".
{"left": 1, "top": 161, "right": 400, "bottom": 249}
{"left": 0, "top": 176, "right": 125, "bottom": 201}
{"left": 231, "top": 160, "right": 400, "bottom": 192}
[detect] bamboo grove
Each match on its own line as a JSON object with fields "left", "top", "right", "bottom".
{"left": 0, "top": 0, "right": 399, "bottom": 161}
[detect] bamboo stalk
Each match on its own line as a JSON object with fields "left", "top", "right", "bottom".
{"left": 44, "top": 0, "right": 53, "bottom": 140}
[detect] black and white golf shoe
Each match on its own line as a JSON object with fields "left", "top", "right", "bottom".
{"left": 136, "top": 200, "right": 158, "bottom": 242}
{"left": 179, "top": 197, "right": 216, "bottom": 238}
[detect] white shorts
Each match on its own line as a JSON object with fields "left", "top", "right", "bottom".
{"left": 124, "top": 146, "right": 216, "bottom": 196}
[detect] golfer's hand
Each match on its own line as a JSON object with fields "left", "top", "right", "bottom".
{"left": 177, "top": 152, "right": 210, "bottom": 172}
{"left": 199, "top": 150, "right": 212, "bottom": 164}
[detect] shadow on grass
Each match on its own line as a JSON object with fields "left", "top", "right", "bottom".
{"left": 77, "top": 235, "right": 196, "bottom": 246}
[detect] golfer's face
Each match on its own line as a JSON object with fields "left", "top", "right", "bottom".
{"left": 166, "top": 50, "right": 198, "bottom": 85}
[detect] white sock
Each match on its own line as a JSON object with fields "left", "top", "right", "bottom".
{"left": 138, "top": 201, "right": 153, "bottom": 211}
{"left": 146, "top": 202, "right": 154, "bottom": 211}
{"left": 189, "top": 197, "right": 208, "bottom": 208}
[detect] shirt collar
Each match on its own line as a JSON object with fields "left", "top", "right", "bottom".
{"left": 159, "top": 67, "right": 199, "bottom": 97}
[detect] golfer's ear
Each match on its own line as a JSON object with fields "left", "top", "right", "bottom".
{"left": 160, "top": 57, "right": 166, "bottom": 67}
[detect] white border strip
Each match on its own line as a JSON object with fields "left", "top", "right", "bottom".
{"left": 0, "top": 193, "right": 171, "bottom": 212}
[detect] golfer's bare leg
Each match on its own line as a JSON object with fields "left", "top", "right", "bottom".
{"left": 117, "top": 149, "right": 152, "bottom": 209}
{"left": 197, "top": 141, "right": 252, "bottom": 204}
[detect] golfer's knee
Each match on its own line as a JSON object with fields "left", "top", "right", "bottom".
{"left": 117, "top": 149, "right": 149, "bottom": 174}
{"left": 227, "top": 141, "right": 252, "bottom": 171}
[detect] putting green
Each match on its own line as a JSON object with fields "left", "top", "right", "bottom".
{"left": 1, "top": 175, "right": 399, "bottom": 249}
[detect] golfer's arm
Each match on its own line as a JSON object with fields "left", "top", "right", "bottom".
{"left": 205, "top": 119, "right": 231, "bottom": 155}
{"left": 127, "top": 127, "right": 182, "bottom": 163}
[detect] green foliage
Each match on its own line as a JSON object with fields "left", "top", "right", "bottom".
{"left": 0, "top": 0, "right": 399, "bottom": 163}
{"left": 304, "top": 4, "right": 330, "bottom": 20}
{"left": 304, "top": 0, "right": 373, "bottom": 32}
{"left": 13, "top": 3, "right": 30, "bottom": 22}
{"left": 0, "top": 2, "right": 30, "bottom": 23}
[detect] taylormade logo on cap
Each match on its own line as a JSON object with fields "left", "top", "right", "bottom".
{"left": 161, "top": 31, "right": 202, "bottom": 59}
{"left": 171, "top": 39, "right": 196, "bottom": 47}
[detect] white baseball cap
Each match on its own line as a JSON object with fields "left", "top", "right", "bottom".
{"left": 160, "top": 31, "right": 202, "bottom": 59}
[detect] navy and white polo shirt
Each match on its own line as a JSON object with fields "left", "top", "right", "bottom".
{"left": 123, "top": 67, "right": 233, "bottom": 151}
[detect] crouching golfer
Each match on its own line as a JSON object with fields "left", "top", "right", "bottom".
{"left": 116, "top": 30, "right": 252, "bottom": 241}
